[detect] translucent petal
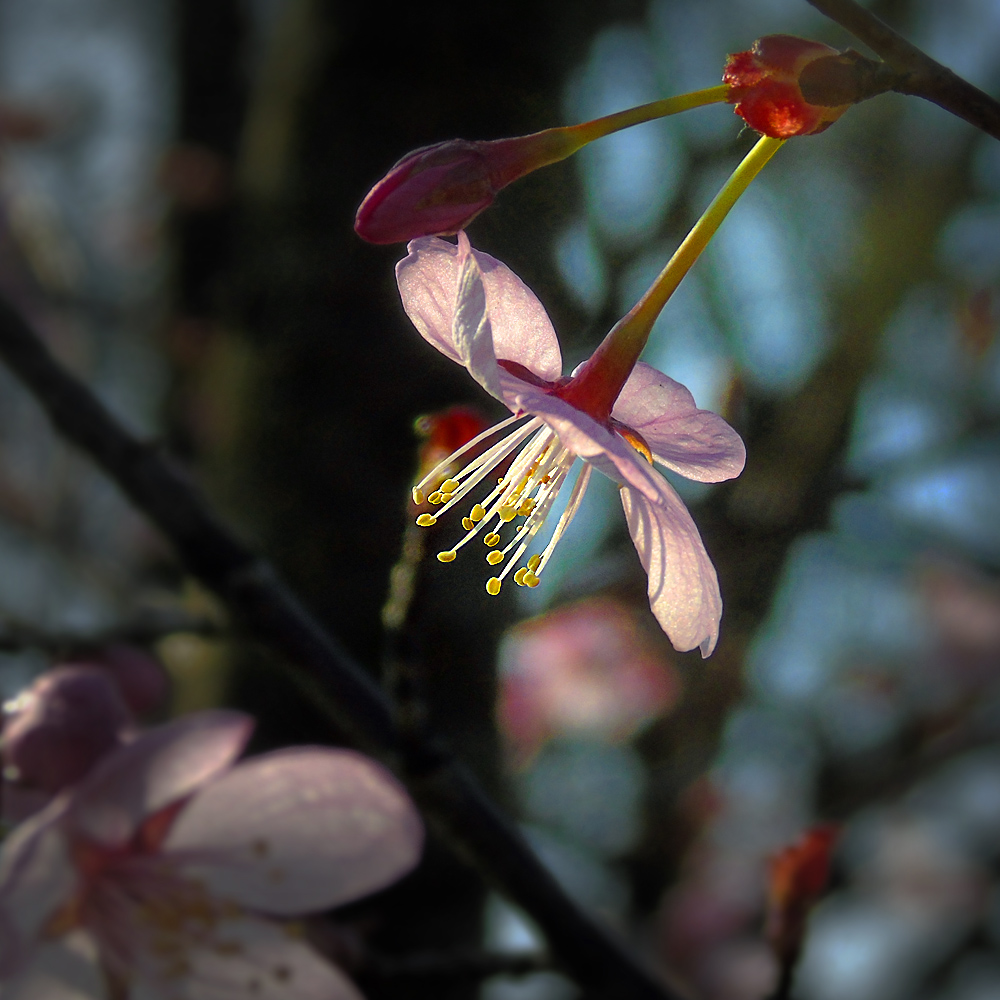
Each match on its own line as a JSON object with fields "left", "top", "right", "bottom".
{"left": 0, "top": 800, "right": 76, "bottom": 976}
{"left": 66, "top": 711, "right": 253, "bottom": 848}
{"left": 130, "top": 915, "right": 362, "bottom": 1000}
{"left": 621, "top": 483, "right": 722, "bottom": 656}
{"left": 0, "top": 932, "right": 102, "bottom": 1000}
{"left": 396, "top": 236, "right": 562, "bottom": 383}
{"left": 612, "top": 362, "right": 745, "bottom": 482}
{"left": 165, "top": 748, "right": 423, "bottom": 914}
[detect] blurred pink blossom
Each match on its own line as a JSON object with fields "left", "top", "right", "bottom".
{"left": 499, "top": 597, "right": 679, "bottom": 762}
{"left": 0, "top": 711, "right": 423, "bottom": 999}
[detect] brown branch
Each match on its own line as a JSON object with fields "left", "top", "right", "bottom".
{"left": 0, "top": 294, "right": 677, "bottom": 1000}
{"left": 807, "top": 0, "right": 1000, "bottom": 140}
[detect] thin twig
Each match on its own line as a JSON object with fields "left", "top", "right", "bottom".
{"left": 0, "top": 294, "right": 677, "bottom": 1000}
{"left": 807, "top": 0, "right": 1000, "bottom": 140}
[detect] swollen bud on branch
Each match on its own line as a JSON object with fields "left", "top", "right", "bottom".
{"left": 724, "top": 35, "right": 869, "bottom": 137}
{"left": 766, "top": 824, "right": 840, "bottom": 968}
{"left": 355, "top": 134, "right": 568, "bottom": 244}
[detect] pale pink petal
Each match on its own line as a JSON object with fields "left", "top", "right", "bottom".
{"left": 621, "top": 484, "right": 723, "bottom": 657}
{"left": 611, "top": 363, "right": 745, "bottom": 482}
{"left": 0, "top": 932, "right": 104, "bottom": 1000}
{"left": 453, "top": 236, "right": 502, "bottom": 397}
{"left": 0, "top": 799, "right": 76, "bottom": 977}
{"left": 65, "top": 711, "right": 253, "bottom": 848}
{"left": 503, "top": 379, "right": 666, "bottom": 502}
{"left": 396, "top": 235, "right": 562, "bottom": 382}
{"left": 164, "top": 748, "right": 423, "bottom": 915}
{"left": 130, "top": 915, "right": 361, "bottom": 1000}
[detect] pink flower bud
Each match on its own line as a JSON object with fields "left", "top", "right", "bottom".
{"left": 356, "top": 130, "right": 572, "bottom": 244}
{"left": 66, "top": 643, "right": 170, "bottom": 718}
{"left": 724, "top": 35, "right": 852, "bottom": 138}
{"left": 355, "top": 140, "right": 498, "bottom": 244}
{"left": 2, "top": 666, "right": 130, "bottom": 793}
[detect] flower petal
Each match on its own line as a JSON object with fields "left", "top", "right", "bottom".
{"left": 0, "top": 932, "right": 103, "bottom": 1000}
{"left": 65, "top": 711, "right": 253, "bottom": 848}
{"left": 130, "top": 915, "right": 362, "bottom": 1000}
{"left": 612, "top": 362, "right": 746, "bottom": 482}
{"left": 503, "top": 379, "right": 665, "bottom": 502}
{"left": 164, "top": 748, "right": 423, "bottom": 915}
{"left": 0, "top": 800, "right": 76, "bottom": 977}
{"left": 453, "top": 236, "right": 502, "bottom": 397}
{"left": 396, "top": 235, "right": 562, "bottom": 382}
{"left": 621, "top": 484, "right": 723, "bottom": 656}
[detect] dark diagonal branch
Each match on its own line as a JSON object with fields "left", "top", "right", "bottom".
{"left": 0, "top": 294, "right": 676, "bottom": 1000}
{"left": 807, "top": 0, "right": 1000, "bottom": 140}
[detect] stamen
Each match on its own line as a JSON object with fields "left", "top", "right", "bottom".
{"left": 413, "top": 412, "right": 525, "bottom": 496}
{"left": 484, "top": 533, "right": 500, "bottom": 546}
{"left": 440, "top": 479, "right": 460, "bottom": 493}
{"left": 486, "top": 550, "right": 504, "bottom": 565}
{"left": 486, "top": 578, "right": 502, "bottom": 596}
{"left": 428, "top": 491, "right": 444, "bottom": 504}
{"left": 471, "top": 504, "right": 486, "bottom": 521}
{"left": 437, "top": 550, "right": 457, "bottom": 562}
{"left": 462, "top": 517, "right": 475, "bottom": 531}
{"left": 416, "top": 513, "right": 437, "bottom": 527}
{"left": 412, "top": 487, "right": 424, "bottom": 504}
{"left": 534, "top": 462, "right": 593, "bottom": 577}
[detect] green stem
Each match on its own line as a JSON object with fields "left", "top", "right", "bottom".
{"left": 560, "top": 134, "right": 785, "bottom": 420}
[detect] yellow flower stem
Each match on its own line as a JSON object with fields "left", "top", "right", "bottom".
{"left": 567, "top": 84, "right": 731, "bottom": 146}
{"left": 560, "top": 135, "right": 785, "bottom": 418}
{"left": 487, "top": 85, "right": 731, "bottom": 186}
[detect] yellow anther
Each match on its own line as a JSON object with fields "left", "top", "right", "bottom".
{"left": 462, "top": 517, "right": 475, "bottom": 531}
{"left": 416, "top": 513, "right": 437, "bottom": 527}
{"left": 517, "top": 498, "right": 536, "bottom": 516}
{"left": 513, "top": 568, "right": 528, "bottom": 586}
{"left": 440, "top": 479, "right": 460, "bottom": 493}
{"left": 499, "top": 505, "right": 517, "bottom": 522}
{"left": 437, "top": 550, "right": 457, "bottom": 563}
{"left": 524, "top": 572, "right": 540, "bottom": 588}
{"left": 487, "top": 550, "right": 504, "bottom": 565}
{"left": 486, "top": 577, "right": 502, "bottom": 596}
{"left": 484, "top": 533, "right": 500, "bottom": 547}
{"left": 441, "top": 492, "right": 455, "bottom": 503}
{"left": 428, "top": 491, "right": 444, "bottom": 504}
{"left": 471, "top": 504, "right": 486, "bottom": 521}
{"left": 527, "top": 554, "right": 541, "bottom": 571}
{"left": 412, "top": 487, "right": 425, "bottom": 505}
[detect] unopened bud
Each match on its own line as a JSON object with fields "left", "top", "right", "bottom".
{"left": 2, "top": 666, "right": 130, "bottom": 794}
{"left": 65, "top": 643, "right": 170, "bottom": 718}
{"left": 356, "top": 131, "right": 571, "bottom": 244}
{"left": 724, "top": 35, "right": 855, "bottom": 138}
{"left": 766, "top": 824, "right": 839, "bottom": 965}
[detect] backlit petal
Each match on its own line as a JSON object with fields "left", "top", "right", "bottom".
{"left": 65, "top": 711, "right": 253, "bottom": 848}
{"left": 130, "top": 915, "right": 362, "bottom": 1000}
{"left": 396, "top": 236, "right": 562, "bottom": 382}
{"left": 0, "top": 800, "right": 76, "bottom": 977}
{"left": 165, "top": 748, "right": 423, "bottom": 914}
{"left": 621, "top": 484, "right": 723, "bottom": 656}
{"left": 612, "top": 363, "right": 746, "bottom": 482}
{"left": 0, "top": 932, "right": 103, "bottom": 1000}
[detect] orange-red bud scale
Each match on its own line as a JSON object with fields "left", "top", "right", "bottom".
{"left": 724, "top": 35, "right": 852, "bottom": 138}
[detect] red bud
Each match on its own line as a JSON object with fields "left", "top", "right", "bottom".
{"left": 766, "top": 824, "right": 839, "bottom": 964}
{"left": 724, "top": 35, "right": 852, "bottom": 138}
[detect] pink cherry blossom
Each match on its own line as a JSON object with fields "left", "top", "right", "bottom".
{"left": 0, "top": 710, "right": 423, "bottom": 999}
{"left": 398, "top": 233, "right": 745, "bottom": 656}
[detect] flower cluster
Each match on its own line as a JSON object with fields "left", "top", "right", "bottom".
{"left": 0, "top": 710, "right": 423, "bottom": 999}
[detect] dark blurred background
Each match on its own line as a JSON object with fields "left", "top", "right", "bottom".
{"left": 0, "top": 1, "right": 998, "bottom": 998}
